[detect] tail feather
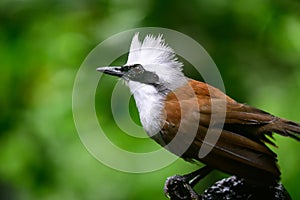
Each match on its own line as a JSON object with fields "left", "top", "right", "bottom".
{"left": 272, "top": 119, "right": 300, "bottom": 141}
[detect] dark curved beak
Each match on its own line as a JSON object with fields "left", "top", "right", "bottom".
{"left": 96, "top": 66, "right": 124, "bottom": 77}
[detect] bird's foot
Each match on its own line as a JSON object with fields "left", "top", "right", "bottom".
{"left": 164, "top": 175, "right": 200, "bottom": 200}
{"left": 164, "top": 166, "right": 212, "bottom": 200}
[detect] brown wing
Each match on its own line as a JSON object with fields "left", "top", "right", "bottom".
{"left": 158, "top": 80, "right": 293, "bottom": 186}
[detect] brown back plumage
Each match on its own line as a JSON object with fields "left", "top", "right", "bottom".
{"left": 155, "top": 80, "right": 300, "bottom": 186}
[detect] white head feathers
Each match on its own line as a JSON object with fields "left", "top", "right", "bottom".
{"left": 125, "top": 33, "right": 186, "bottom": 91}
{"left": 127, "top": 33, "right": 182, "bottom": 69}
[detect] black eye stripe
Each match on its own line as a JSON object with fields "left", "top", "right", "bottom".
{"left": 121, "top": 64, "right": 141, "bottom": 72}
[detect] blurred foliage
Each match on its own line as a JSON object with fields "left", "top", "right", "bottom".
{"left": 0, "top": 0, "right": 300, "bottom": 199}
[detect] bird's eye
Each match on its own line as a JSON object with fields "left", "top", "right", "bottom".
{"left": 135, "top": 64, "right": 142, "bottom": 69}
{"left": 121, "top": 65, "right": 131, "bottom": 72}
{"left": 121, "top": 64, "right": 142, "bottom": 72}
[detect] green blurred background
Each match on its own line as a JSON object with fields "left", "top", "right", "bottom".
{"left": 1, "top": 0, "right": 300, "bottom": 199}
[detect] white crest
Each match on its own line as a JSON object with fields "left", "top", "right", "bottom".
{"left": 127, "top": 33, "right": 182, "bottom": 69}
{"left": 126, "top": 33, "right": 186, "bottom": 91}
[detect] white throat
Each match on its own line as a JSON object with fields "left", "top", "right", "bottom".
{"left": 127, "top": 81, "right": 165, "bottom": 137}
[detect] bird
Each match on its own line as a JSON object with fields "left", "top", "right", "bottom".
{"left": 96, "top": 33, "right": 300, "bottom": 188}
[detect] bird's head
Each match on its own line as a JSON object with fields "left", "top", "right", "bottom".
{"left": 97, "top": 33, "right": 186, "bottom": 94}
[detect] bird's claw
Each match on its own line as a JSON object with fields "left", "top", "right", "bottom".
{"left": 164, "top": 175, "right": 200, "bottom": 200}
